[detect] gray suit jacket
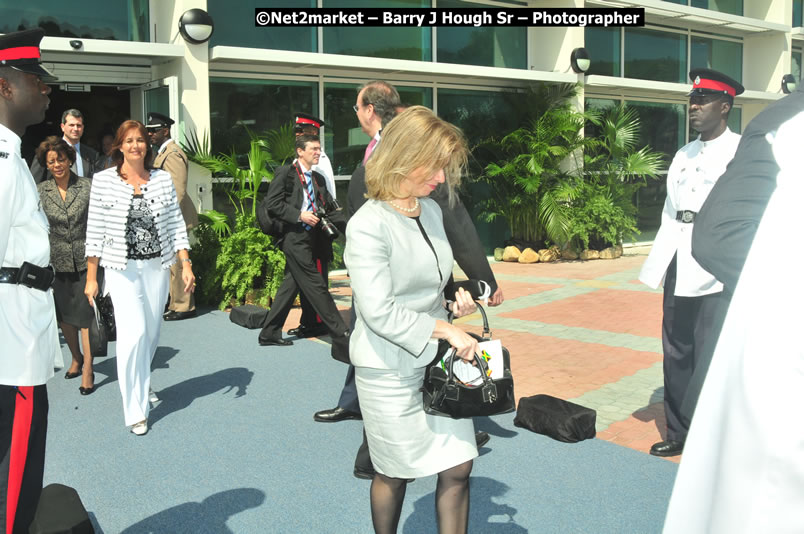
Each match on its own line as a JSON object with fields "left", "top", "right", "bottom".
{"left": 344, "top": 198, "right": 451, "bottom": 374}
{"left": 37, "top": 172, "right": 91, "bottom": 273}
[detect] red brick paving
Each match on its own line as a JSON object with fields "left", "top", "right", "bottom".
{"left": 494, "top": 280, "right": 562, "bottom": 300}
{"left": 491, "top": 255, "right": 645, "bottom": 280}
{"left": 502, "top": 288, "right": 663, "bottom": 339}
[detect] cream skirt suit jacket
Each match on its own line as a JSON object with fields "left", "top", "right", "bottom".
{"left": 345, "top": 198, "right": 477, "bottom": 479}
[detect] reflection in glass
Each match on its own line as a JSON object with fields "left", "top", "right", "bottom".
{"left": 436, "top": 0, "right": 525, "bottom": 68}
{"left": 208, "top": 0, "right": 316, "bottom": 51}
{"left": 624, "top": 28, "right": 686, "bottom": 83}
{"left": 792, "top": 50, "right": 802, "bottom": 82}
{"left": 323, "top": 83, "right": 432, "bottom": 177}
{"left": 585, "top": 28, "right": 620, "bottom": 77}
{"left": 209, "top": 78, "right": 316, "bottom": 157}
{"left": 323, "top": 0, "right": 431, "bottom": 60}
{"left": 2, "top": 0, "right": 149, "bottom": 41}
{"left": 661, "top": 0, "right": 742, "bottom": 15}
{"left": 796, "top": 0, "right": 803, "bottom": 28}
{"left": 691, "top": 37, "right": 742, "bottom": 83}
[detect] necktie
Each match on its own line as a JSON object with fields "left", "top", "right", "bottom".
{"left": 363, "top": 138, "right": 378, "bottom": 164}
{"left": 304, "top": 172, "right": 316, "bottom": 230}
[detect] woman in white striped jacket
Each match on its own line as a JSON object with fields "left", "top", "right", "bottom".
{"left": 84, "top": 120, "right": 194, "bottom": 436}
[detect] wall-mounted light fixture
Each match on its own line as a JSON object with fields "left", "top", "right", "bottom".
{"left": 69, "top": 40, "right": 83, "bottom": 50}
{"left": 570, "top": 48, "right": 591, "bottom": 74}
{"left": 178, "top": 9, "right": 214, "bottom": 45}
{"left": 781, "top": 73, "right": 797, "bottom": 94}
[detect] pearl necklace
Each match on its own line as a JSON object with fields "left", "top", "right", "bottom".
{"left": 388, "top": 197, "right": 419, "bottom": 213}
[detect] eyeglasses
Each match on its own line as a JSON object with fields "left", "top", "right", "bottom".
{"left": 352, "top": 104, "right": 359, "bottom": 113}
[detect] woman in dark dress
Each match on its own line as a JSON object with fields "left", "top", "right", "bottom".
{"left": 35, "top": 136, "right": 97, "bottom": 394}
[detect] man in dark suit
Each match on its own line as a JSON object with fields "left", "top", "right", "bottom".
{"left": 313, "top": 80, "right": 504, "bottom": 478}
{"left": 257, "top": 134, "right": 349, "bottom": 347}
{"left": 30, "top": 108, "right": 100, "bottom": 182}
{"left": 680, "top": 79, "right": 804, "bottom": 427}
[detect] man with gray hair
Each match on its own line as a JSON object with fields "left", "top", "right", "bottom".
{"left": 30, "top": 108, "right": 100, "bottom": 182}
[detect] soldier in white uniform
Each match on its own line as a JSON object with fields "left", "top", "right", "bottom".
{"left": 0, "top": 29, "right": 61, "bottom": 533}
{"left": 639, "top": 69, "right": 743, "bottom": 457}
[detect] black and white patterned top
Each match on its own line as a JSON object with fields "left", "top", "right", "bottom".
{"left": 125, "top": 194, "right": 160, "bottom": 260}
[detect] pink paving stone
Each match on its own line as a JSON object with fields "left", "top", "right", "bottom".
{"left": 485, "top": 328, "right": 661, "bottom": 400}
{"left": 494, "top": 280, "right": 562, "bottom": 300}
{"left": 490, "top": 255, "right": 646, "bottom": 280}
{"left": 501, "top": 288, "right": 663, "bottom": 339}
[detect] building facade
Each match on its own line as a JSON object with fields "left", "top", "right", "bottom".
{"left": 5, "top": 0, "right": 799, "bottom": 247}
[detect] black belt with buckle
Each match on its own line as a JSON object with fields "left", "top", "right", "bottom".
{"left": 0, "top": 263, "right": 55, "bottom": 291}
{"left": 676, "top": 210, "right": 696, "bottom": 223}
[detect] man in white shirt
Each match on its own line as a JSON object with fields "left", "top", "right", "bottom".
{"left": 0, "top": 28, "right": 62, "bottom": 533}
{"left": 639, "top": 68, "right": 743, "bottom": 457}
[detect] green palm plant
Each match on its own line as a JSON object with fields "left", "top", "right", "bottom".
{"left": 474, "top": 84, "right": 593, "bottom": 245}
{"left": 567, "top": 104, "right": 666, "bottom": 250}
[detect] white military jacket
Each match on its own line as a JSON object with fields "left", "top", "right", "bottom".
{"left": 0, "top": 123, "right": 61, "bottom": 385}
{"left": 639, "top": 128, "right": 740, "bottom": 297}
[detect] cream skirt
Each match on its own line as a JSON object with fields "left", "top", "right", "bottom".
{"left": 355, "top": 366, "right": 478, "bottom": 479}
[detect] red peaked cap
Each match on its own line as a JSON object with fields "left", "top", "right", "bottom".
{"left": 294, "top": 112, "right": 324, "bottom": 131}
{"left": 688, "top": 68, "right": 744, "bottom": 97}
{"left": 0, "top": 28, "right": 56, "bottom": 81}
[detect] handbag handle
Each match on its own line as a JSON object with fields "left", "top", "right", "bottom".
{"left": 441, "top": 348, "right": 499, "bottom": 403}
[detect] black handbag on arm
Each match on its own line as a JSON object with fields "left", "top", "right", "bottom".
{"left": 89, "top": 294, "right": 116, "bottom": 357}
{"left": 422, "top": 303, "right": 515, "bottom": 419}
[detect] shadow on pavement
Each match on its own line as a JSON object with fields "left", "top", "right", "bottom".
{"left": 148, "top": 367, "right": 254, "bottom": 427}
{"left": 119, "top": 488, "right": 265, "bottom": 534}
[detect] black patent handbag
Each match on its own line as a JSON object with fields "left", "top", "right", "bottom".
{"left": 89, "top": 294, "right": 116, "bottom": 357}
{"left": 422, "top": 304, "right": 515, "bottom": 419}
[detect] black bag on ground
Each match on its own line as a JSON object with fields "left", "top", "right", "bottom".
{"left": 514, "top": 394, "right": 596, "bottom": 443}
{"left": 229, "top": 304, "right": 268, "bottom": 329}
{"left": 29, "top": 483, "right": 94, "bottom": 534}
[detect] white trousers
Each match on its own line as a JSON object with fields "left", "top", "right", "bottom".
{"left": 105, "top": 258, "right": 169, "bottom": 426}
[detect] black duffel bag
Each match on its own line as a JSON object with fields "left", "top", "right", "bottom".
{"left": 514, "top": 394, "right": 596, "bottom": 443}
{"left": 229, "top": 304, "right": 268, "bottom": 329}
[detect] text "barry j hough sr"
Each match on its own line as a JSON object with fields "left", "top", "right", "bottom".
{"left": 384, "top": 11, "right": 500, "bottom": 27}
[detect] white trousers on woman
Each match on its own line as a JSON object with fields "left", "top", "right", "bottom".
{"left": 105, "top": 258, "right": 169, "bottom": 427}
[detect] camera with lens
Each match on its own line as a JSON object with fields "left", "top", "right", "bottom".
{"left": 315, "top": 209, "right": 339, "bottom": 238}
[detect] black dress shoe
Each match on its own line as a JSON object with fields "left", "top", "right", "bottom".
{"left": 287, "top": 325, "right": 305, "bottom": 337}
{"left": 163, "top": 310, "right": 197, "bottom": 321}
{"left": 314, "top": 406, "right": 362, "bottom": 423}
{"left": 64, "top": 369, "right": 82, "bottom": 379}
{"left": 289, "top": 324, "right": 329, "bottom": 338}
{"left": 475, "top": 431, "right": 490, "bottom": 448}
{"left": 259, "top": 337, "right": 293, "bottom": 347}
{"left": 650, "top": 439, "right": 685, "bottom": 457}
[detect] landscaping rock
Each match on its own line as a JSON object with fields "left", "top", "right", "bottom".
{"left": 561, "top": 248, "right": 579, "bottom": 260}
{"left": 614, "top": 244, "right": 623, "bottom": 258}
{"left": 539, "top": 248, "right": 559, "bottom": 262}
{"left": 600, "top": 247, "right": 617, "bottom": 260}
{"left": 580, "top": 249, "right": 600, "bottom": 260}
{"left": 502, "top": 246, "right": 522, "bottom": 262}
{"left": 494, "top": 247, "right": 505, "bottom": 261}
{"left": 518, "top": 248, "right": 540, "bottom": 263}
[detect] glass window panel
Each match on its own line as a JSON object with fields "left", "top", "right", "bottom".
{"left": 1, "top": 0, "right": 149, "bottom": 41}
{"left": 796, "top": 0, "right": 803, "bottom": 27}
{"left": 584, "top": 97, "right": 617, "bottom": 138}
{"left": 323, "top": 0, "right": 431, "bottom": 61}
{"left": 624, "top": 28, "right": 686, "bottom": 83}
{"left": 436, "top": 0, "right": 525, "bottom": 69}
{"left": 438, "top": 88, "right": 527, "bottom": 252}
{"left": 209, "top": 78, "right": 317, "bottom": 157}
{"left": 690, "top": 36, "right": 742, "bottom": 84}
{"left": 585, "top": 27, "right": 620, "bottom": 77}
{"left": 208, "top": 0, "right": 316, "bottom": 51}
{"left": 690, "top": 0, "right": 743, "bottom": 16}
{"left": 793, "top": 50, "right": 802, "bottom": 82}
{"left": 624, "top": 100, "right": 685, "bottom": 236}
{"left": 323, "top": 83, "right": 432, "bottom": 177}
